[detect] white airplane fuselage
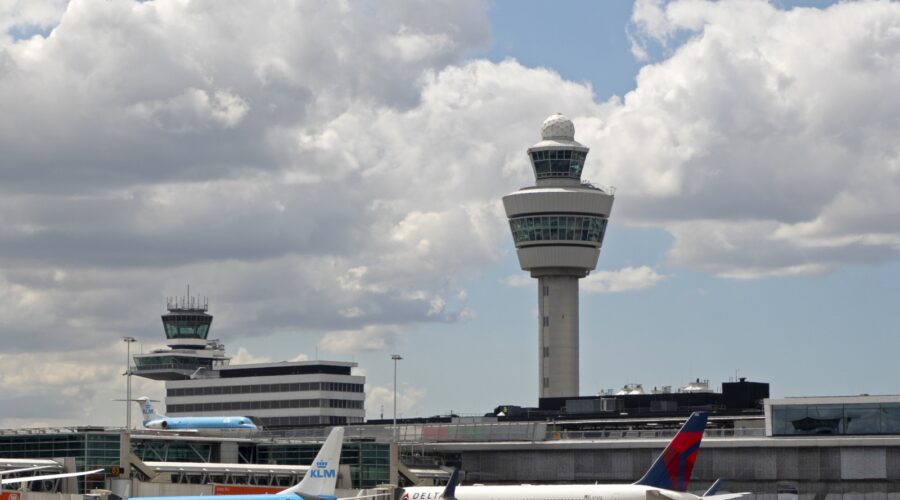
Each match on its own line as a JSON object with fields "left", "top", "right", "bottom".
{"left": 403, "top": 484, "right": 700, "bottom": 500}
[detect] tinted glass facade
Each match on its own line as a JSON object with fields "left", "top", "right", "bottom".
{"left": 530, "top": 149, "right": 587, "bottom": 179}
{"left": 771, "top": 403, "right": 900, "bottom": 435}
{"left": 133, "top": 355, "right": 226, "bottom": 371}
{"left": 0, "top": 431, "right": 388, "bottom": 491}
{"left": 0, "top": 433, "right": 118, "bottom": 493}
{"left": 257, "top": 441, "right": 389, "bottom": 489}
{"left": 168, "top": 399, "right": 364, "bottom": 413}
{"left": 219, "top": 364, "right": 351, "bottom": 377}
{"left": 132, "top": 439, "right": 214, "bottom": 463}
{"left": 509, "top": 215, "right": 607, "bottom": 245}
{"left": 162, "top": 312, "right": 213, "bottom": 339}
{"left": 258, "top": 415, "right": 363, "bottom": 427}
{"left": 168, "top": 381, "right": 363, "bottom": 397}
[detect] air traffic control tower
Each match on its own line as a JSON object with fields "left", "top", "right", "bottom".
{"left": 132, "top": 294, "right": 230, "bottom": 380}
{"left": 503, "top": 114, "right": 614, "bottom": 398}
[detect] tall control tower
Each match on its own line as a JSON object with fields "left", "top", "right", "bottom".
{"left": 503, "top": 114, "right": 614, "bottom": 398}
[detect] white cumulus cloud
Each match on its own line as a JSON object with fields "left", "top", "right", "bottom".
{"left": 586, "top": 0, "right": 900, "bottom": 278}
{"left": 582, "top": 266, "right": 668, "bottom": 293}
{"left": 319, "top": 325, "right": 402, "bottom": 354}
{"left": 2, "top": 0, "right": 900, "bottom": 426}
{"left": 365, "top": 384, "right": 427, "bottom": 419}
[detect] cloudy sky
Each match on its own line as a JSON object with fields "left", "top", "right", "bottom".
{"left": 1, "top": 0, "right": 899, "bottom": 428}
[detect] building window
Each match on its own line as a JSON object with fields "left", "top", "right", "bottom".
{"left": 543, "top": 285, "right": 549, "bottom": 296}
{"left": 543, "top": 377, "right": 550, "bottom": 388}
{"left": 165, "top": 381, "right": 365, "bottom": 398}
{"left": 543, "top": 347, "right": 549, "bottom": 357}
{"left": 509, "top": 215, "right": 607, "bottom": 245}
{"left": 530, "top": 149, "right": 586, "bottom": 179}
{"left": 543, "top": 316, "right": 549, "bottom": 327}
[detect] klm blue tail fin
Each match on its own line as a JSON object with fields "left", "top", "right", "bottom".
{"left": 114, "top": 397, "right": 162, "bottom": 425}
{"left": 280, "top": 427, "right": 344, "bottom": 496}
{"left": 634, "top": 412, "right": 709, "bottom": 492}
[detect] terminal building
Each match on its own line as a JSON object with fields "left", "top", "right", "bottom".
{"left": 165, "top": 360, "right": 365, "bottom": 428}
{"left": 9, "top": 389, "right": 900, "bottom": 498}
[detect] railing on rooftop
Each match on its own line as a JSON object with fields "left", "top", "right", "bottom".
{"left": 262, "top": 421, "right": 764, "bottom": 444}
{"left": 0, "top": 422, "right": 765, "bottom": 441}
{"left": 556, "top": 427, "right": 765, "bottom": 440}
{"left": 0, "top": 426, "right": 115, "bottom": 436}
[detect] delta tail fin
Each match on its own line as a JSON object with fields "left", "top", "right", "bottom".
{"left": 634, "top": 411, "right": 708, "bottom": 492}
{"left": 280, "top": 427, "right": 344, "bottom": 497}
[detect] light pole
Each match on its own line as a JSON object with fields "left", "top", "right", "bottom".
{"left": 123, "top": 336, "right": 137, "bottom": 429}
{"left": 391, "top": 354, "right": 402, "bottom": 442}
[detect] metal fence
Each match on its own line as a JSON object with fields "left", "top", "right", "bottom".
{"left": 262, "top": 422, "right": 765, "bottom": 443}
{"left": 556, "top": 427, "right": 765, "bottom": 440}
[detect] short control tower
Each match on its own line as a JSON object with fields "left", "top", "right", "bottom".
{"left": 503, "top": 114, "right": 614, "bottom": 398}
{"left": 132, "top": 293, "right": 230, "bottom": 380}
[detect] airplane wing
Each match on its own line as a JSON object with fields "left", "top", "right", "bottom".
{"left": 702, "top": 494, "right": 752, "bottom": 500}
{"left": 0, "top": 469, "right": 105, "bottom": 485}
{"left": 646, "top": 489, "right": 679, "bottom": 500}
{"left": 0, "top": 466, "right": 55, "bottom": 476}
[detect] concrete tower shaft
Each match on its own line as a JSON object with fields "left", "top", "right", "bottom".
{"left": 502, "top": 114, "right": 614, "bottom": 399}
{"left": 537, "top": 272, "right": 580, "bottom": 397}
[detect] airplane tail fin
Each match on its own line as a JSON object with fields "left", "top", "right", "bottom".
{"left": 634, "top": 411, "right": 708, "bottom": 492}
{"left": 280, "top": 427, "right": 344, "bottom": 496}
{"left": 136, "top": 397, "right": 164, "bottom": 424}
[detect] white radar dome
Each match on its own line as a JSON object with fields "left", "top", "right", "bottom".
{"left": 540, "top": 113, "right": 575, "bottom": 140}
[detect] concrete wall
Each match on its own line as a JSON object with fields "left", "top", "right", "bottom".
{"left": 131, "top": 481, "right": 213, "bottom": 497}
{"left": 460, "top": 444, "right": 900, "bottom": 497}
{"left": 15, "top": 493, "right": 81, "bottom": 500}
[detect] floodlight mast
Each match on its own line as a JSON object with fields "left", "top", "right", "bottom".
{"left": 391, "top": 354, "right": 403, "bottom": 442}
{"left": 123, "top": 336, "right": 137, "bottom": 429}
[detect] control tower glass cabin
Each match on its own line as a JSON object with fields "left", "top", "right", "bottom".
{"left": 502, "top": 114, "right": 614, "bottom": 399}
{"left": 132, "top": 295, "right": 230, "bottom": 380}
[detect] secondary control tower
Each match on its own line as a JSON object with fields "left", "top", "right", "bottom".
{"left": 503, "top": 114, "right": 614, "bottom": 398}
{"left": 132, "top": 293, "right": 230, "bottom": 380}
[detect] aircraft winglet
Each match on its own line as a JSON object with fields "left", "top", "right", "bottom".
{"left": 440, "top": 468, "right": 460, "bottom": 500}
{"left": 703, "top": 479, "right": 724, "bottom": 496}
